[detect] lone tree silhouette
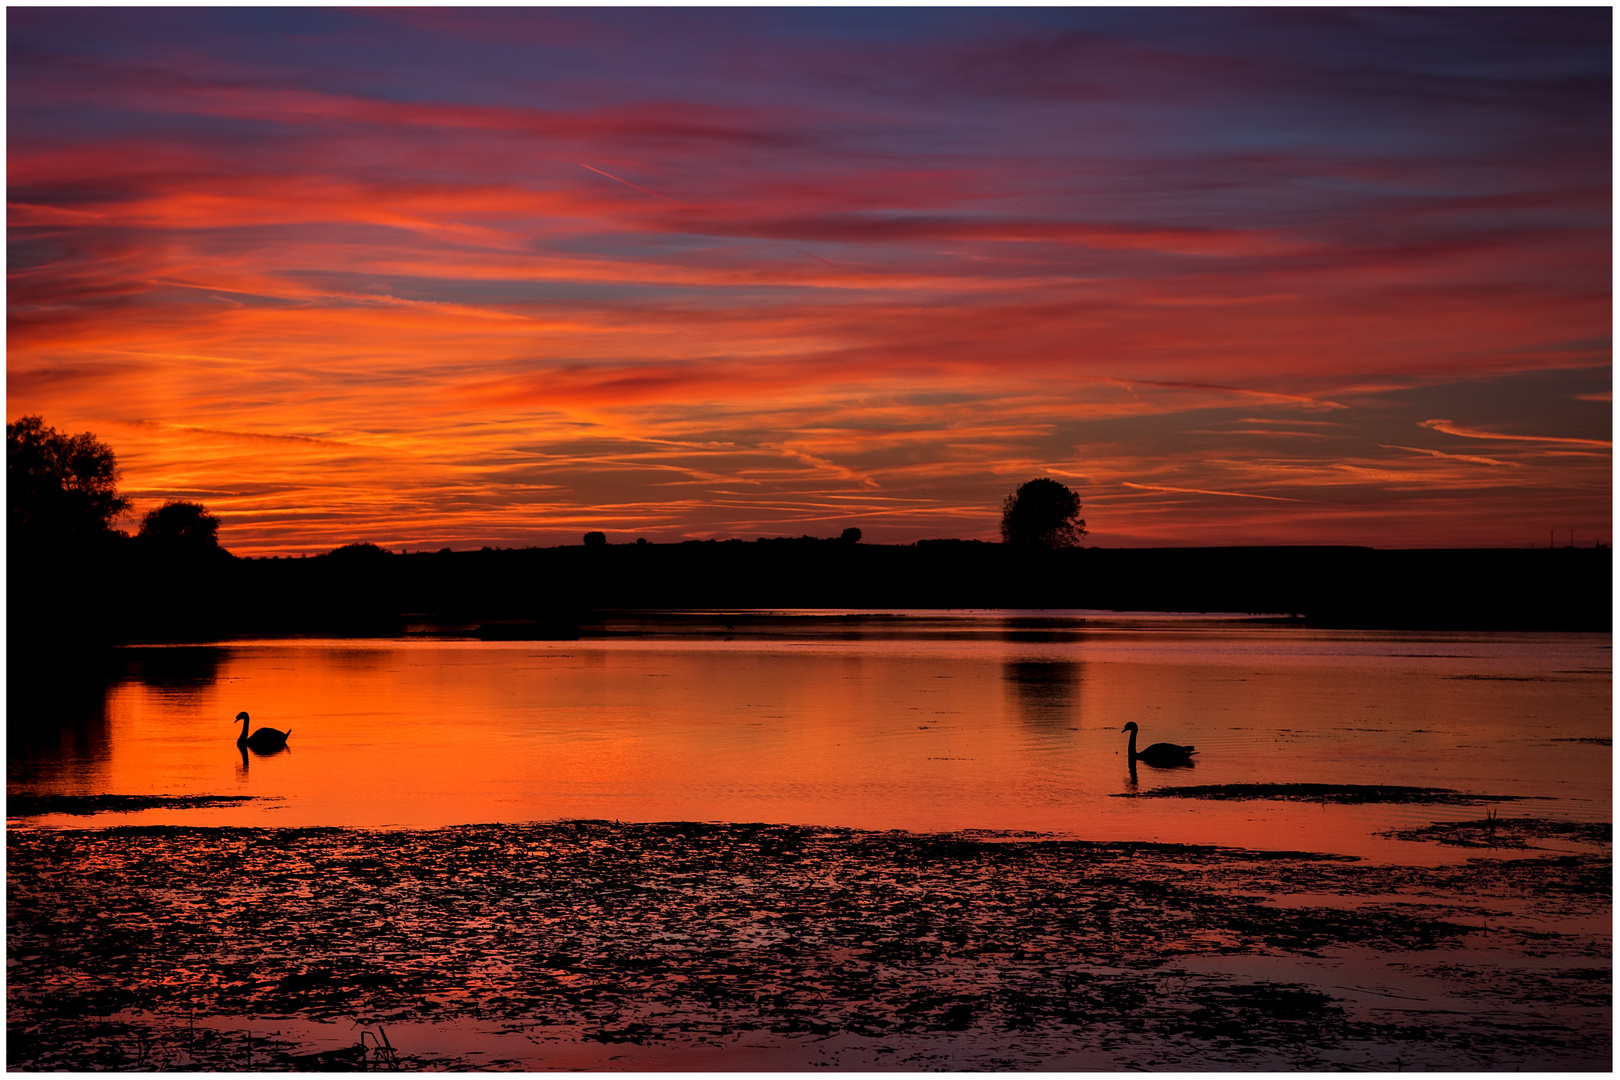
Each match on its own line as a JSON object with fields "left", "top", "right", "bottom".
{"left": 7, "top": 415, "right": 130, "bottom": 541}
{"left": 327, "top": 542, "right": 390, "bottom": 560}
{"left": 1001, "top": 477, "right": 1086, "bottom": 548}
{"left": 138, "top": 500, "right": 223, "bottom": 552}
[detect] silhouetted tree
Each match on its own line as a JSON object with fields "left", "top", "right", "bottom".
{"left": 327, "top": 542, "right": 390, "bottom": 560}
{"left": 138, "top": 500, "right": 223, "bottom": 553}
{"left": 840, "top": 527, "right": 862, "bottom": 543}
{"left": 1001, "top": 478, "right": 1086, "bottom": 548}
{"left": 7, "top": 415, "right": 129, "bottom": 541}
{"left": 583, "top": 531, "right": 607, "bottom": 547}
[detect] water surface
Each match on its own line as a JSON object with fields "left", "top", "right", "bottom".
{"left": 10, "top": 612, "right": 1609, "bottom": 861}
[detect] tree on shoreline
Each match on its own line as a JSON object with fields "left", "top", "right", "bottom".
{"left": 138, "top": 500, "right": 225, "bottom": 555}
{"left": 328, "top": 542, "right": 390, "bottom": 559}
{"left": 1000, "top": 477, "right": 1086, "bottom": 548}
{"left": 7, "top": 415, "right": 130, "bottom": 542}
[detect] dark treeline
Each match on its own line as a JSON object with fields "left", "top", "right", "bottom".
{"left": 14, "top": 536, "right": 1609, "bottom": 651}
{"left": 6, "top": 418, "right": 1609, "bottom": 650}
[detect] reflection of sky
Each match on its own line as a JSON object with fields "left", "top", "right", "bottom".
{"left": 11, "top": 629, "right": 1610, "bottom": 862}
{"left": 7, "top": 9, "right": 1610, "bottom": 554}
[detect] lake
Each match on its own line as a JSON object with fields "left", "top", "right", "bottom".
{"left": 8, "top": 611, "right": 1611, "bottom": 1070}
{"left": 10, "top": 612, "right": 1610, "bottom": 862}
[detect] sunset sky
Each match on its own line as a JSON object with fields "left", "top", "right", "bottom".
{"left": 8, "top": 7, "right": 1611, "bottom": 555}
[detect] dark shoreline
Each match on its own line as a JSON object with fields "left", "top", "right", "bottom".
{"left": 10, "top": 542, "right": 1611, "bottom": 652}
{"left": 7, "top": 818, "right": 1610, "bottom": 1071}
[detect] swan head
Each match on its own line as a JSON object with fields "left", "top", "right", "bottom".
{"left": 1121, "top": 721, "right": 1138, "bottom": 734}
{"left": 235, "top": 711, "right": 250, "bottom": 722}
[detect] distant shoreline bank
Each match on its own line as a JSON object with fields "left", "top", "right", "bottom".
{"left": 9, "top": 543, "right": 1609, "bottom": 651}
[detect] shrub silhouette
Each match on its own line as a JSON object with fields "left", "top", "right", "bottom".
{"left": 583, "top": 531, "right": 607, "bottom": 547}
{"left": 7, "top": 415, "right": 129, "bottom": 541}
{"left": 1001, "top": 478, "right": 1086, "bottom": 548}
{"left": 840, "top": 527, "right": 862, "bottom": 543}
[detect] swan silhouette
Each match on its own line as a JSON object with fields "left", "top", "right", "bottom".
{"left": 1122, "top": 721, "right": 1195, "bottom": 767}
{"left": 235, "top": 711, "right": 291, "bottom": 753}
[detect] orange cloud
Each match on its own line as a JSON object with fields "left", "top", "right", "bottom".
{"left": 8, "top": 9, "right": 1609, "bottom": 553}
{"left": 1419, "top": 419, "right": 1611, "bottom": 448}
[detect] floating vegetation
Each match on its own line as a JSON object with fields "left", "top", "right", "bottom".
{"left": 1113, "top": 784, "right": 1534, "bottom": 805}
{"left": 1382, "top": 817, "right": 1612, "bottom": 850}
{"left": 6, "top": 820, "right": 1610, "bottom": 1070}
{"left": 7, "top": 794, "right": 262, "bottom": 817}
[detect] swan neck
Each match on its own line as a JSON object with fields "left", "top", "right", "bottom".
{"left": 237, "top": 717, "right": 249, "bottom": 745}
{"left": 1127, "top": 726, "right": 1138, "bottom": 759}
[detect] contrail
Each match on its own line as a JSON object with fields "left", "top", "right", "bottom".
{"left": 577, "top": 162, "right": 684, "bottom": 207}
{"left": 1123, "top": 481, "right": 1306, "bottom": 503}
{"left": 578, "top": 162, "right": 838, "bottom": 269}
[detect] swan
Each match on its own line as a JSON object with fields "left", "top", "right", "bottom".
{"left": 235, "top": 711, "right": 291, "bottom": 753}
{"left": 1122, "top": 721, "right": 1195, "bottom": 767}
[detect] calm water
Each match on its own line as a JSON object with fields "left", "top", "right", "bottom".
{"left": 10, "top": 613, "right": 1610, "bottom": 862}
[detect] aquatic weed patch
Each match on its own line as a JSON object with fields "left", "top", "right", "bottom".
{"left": 1381, "top": 817, "right": 1612, "bottom": 850}
{"left": 1114, "top": 783, "right": 1535, "bottom": 805}
{"left": 7, "top": 794, "right": 263, "bottom": 816}
{"left": 6, "top": 821, "right": 1610, "bottom": 1070}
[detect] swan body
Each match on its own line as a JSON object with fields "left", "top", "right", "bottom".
{"left": 235, "top": 711, "right": 291, "bottom": 753}
{"left": 1122, "top": 721, "right": 1195, "bottom": 767}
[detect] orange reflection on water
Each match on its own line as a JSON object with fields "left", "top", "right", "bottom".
{"left": 16, "top": 621, "right": 1611, "bottom": 863}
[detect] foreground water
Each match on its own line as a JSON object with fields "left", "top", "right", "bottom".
{"left": 8, "top": 613, "right": 1611, "bottom": 1070}
{"left": 9, "top": 612, "right": 1611, "bottom": 861}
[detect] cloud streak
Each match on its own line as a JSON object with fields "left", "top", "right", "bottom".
{"left": 1419, "top": 419, "right": 1611, "bottom": 449}
{"left": 7, "top": 8, "right": 1609, "bottom": 553}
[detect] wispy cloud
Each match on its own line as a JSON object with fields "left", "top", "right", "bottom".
{"left": 1380, "top": 444, "right": 1518, "bottom": 468}
{"left": 1419, "top": 419, "right": 1611, "bottom": 448}
{"left": 7, "top": 9, "right": 1609, "bottom": 553}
